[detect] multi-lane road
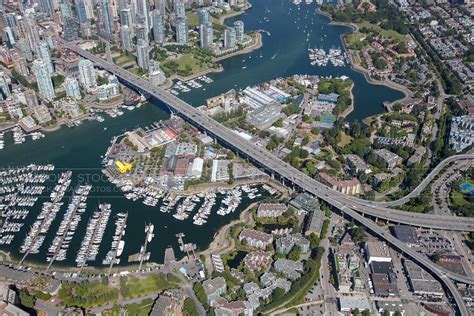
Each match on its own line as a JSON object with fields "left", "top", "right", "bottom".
{"left": 64, "top": 43, "right": 473, "bottom": 314}
{"left": 376, "top": 153, "right": 473, "bottom": 207}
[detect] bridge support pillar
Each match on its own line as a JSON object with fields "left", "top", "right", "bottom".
{"left": 375, "top": 217, "right": 378, "bottom": 223}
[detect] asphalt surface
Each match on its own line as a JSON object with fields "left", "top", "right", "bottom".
{"left": 63, "top": 43, "right": 472, "bottom": 315}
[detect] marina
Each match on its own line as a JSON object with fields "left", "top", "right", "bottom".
{"left": 128, "top": 223, "right": 154, "bottom": 271}
{"left": 75, "top": 203, "right": 112, "bottom": 272}
{"left": 0, "top": 0, "right": 403, "bottom": 269}
{"left": 19, "top": 170, "right": 72, "bottom": 263}
{"left": 168, "top": 75, "right": 214, "bottom": 96}
{"left": 46, "top": 184, "right": 92, "bottom": 269}
{"left": 103, "top": 212, "right": 128, "bottom": 275}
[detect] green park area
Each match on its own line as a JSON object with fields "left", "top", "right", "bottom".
{"left": 113, "top": 53, "right": 136, "bottom": 68}
{"left": 161, "top": 50, "right": 216, "bottom": 77}
{"left": 58, "top": 279, "right": 120, "bottom": 308}
{"left": 120, "top": 273, "right": 180, "bottom": 299}
{"left": 355, "top": 21, "right": 407, "bottom": 43}
{"left": 186, "top": 12, "right": 219, "bottom": 28}
{"left": 57, "top": 273, "right": 180, "bottom": 309}
{"left": 105, "top": 298, "right": 155, "bottom": 316}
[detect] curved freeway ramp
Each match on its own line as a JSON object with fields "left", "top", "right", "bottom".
{"left": 375, "top": 154, "right": 474, "bottom": 207}
{"left": 65, "top": 42, "right": 472, "bottom": 315}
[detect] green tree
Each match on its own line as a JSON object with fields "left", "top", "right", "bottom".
{"left": 193, "top": 282, "right": 208, "bottom": 305}
{"left": 287, "top": 246, "right": 301, "bottom": 261}
{"left": 183, "top": 298, "right": 199, "bottom": 316}
{"left": 18, "top": 289, "right": 36, "bottom": 308}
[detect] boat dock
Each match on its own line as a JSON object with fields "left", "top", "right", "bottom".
{"left": 106, "top": 212, "right": 128, "bottom": 276}
{"left": 76, "top": 203, "right": 111, "bottom": 274}
{"left": 128, "top": 223, "right": 154, "bottom": 271}
{"left": 46, "top": 185, "right": 91, "bottom": 271}
{"left": 176, "top": 233, "right": 197, "bottom": 260}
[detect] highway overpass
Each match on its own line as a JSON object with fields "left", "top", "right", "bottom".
{"left": 375, "top": 154, "right": 473, "bottom": 207}
{"left": 64, "top": 43, "right": 473, "bottom": 314}
{"left": 63, "top": 43, "right": 474, "bottom": 232}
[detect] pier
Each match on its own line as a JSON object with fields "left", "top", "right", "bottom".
{"left": 128, "top": 223, "right": 154, "bottom": 271}
{"left": 46, "top": 189, "right": 85, "bottom": 271}
{"left": 107, "top": 212, "right": 128, "bottom": 276}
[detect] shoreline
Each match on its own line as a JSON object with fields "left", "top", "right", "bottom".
{"left": 339, "top": 82, "right": 355, "bottom": 119}
{"left": 317, "top": 7, "right": 413, "bottom": 117}
{"left": 1, "top": 180, "right": 287, "bottom": 274}
{"left": 162, "top": 31, "right": 263, "bottom": 86}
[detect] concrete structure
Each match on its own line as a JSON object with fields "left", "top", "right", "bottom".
{"left": 175, "top": 17, "right": 188, "bottom": 44}
{"left": 200, "top": 22, "right": 213, "bottom": 48}
{"left": 153, "top": 11, "right": 166, "bottom": 44}
{"left": 203, "top": 277, "right": 227, "bottom": 305}
{"left": 78, "top": 59, "right": 97, "bottom": 92}
{"left": 238, "top": 229, "right": 273, "bottom": 249}
{"left": 224, "top": 27, "right": 236, "bottom": 49}
{"left": 256, "top": 203, "right": 287, "bottom": 218}
{"left": 274, "top": 258, "right": 304, "bottom": 280}
{"left": 374, "top": 149, "right": 403, "bottom": 169}
{"left": 234, "top": 20, "right": 244, "bottom": 42}
{"left": 319, "top": 172, "right": 361, "bottom": 195}
{"left": 245, "top": 105, "right": 282, "bottom": 130}
{"left": 38, "top": 41, "right": 53, "bottom": 74}
{"left": 364, "top": 241, "right": 392, "bottom": 264}
{"left": 63, "top": 77, "right": 82, "bottom": 100}
{"left": 63, "top": 44, "right": 474, "bottom": 315}
{"left": 32, "top": 59, "right": 56, "bottom": 101}
{"left": 136, "top": 39, "right": 150, "bottom": 70}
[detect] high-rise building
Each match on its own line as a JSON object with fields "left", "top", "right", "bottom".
{"left": 155, "top": 0, "right": 167, "bottom": 16}
{"left": 80, "top": 21, "right": 93, "bottom": 37}
{"left": 224, "top": 27, "right": 236, "bottom": 49}
{"left": 76, "top": 0, "right": 88, "bottom": 23}
{"left": 175, "top": 17, "right": 187, "bottom": 44}
{"left": 0, "top": 72, "right": 11, "bottom": 99}
{"left": 152, "top": 11, "right": 165, "bottom": 44}
{"left": 24, "top": 90, "right": 39, "bottom": 110}
{"left": 135, "top": 24, "right": 147, "bottom": 42}
{"left": 32, "top": 59, "right": 56, "bottom": 101}
{"left": 3, "top": 27, "right": 15, "bottom": 48}
{"left": 136, "top": 39, "right": 150, "bottom": 70}
{"left": 120, "top": 25, "right": 134, "bottom": 51}
{"left": 38, "top": 0, "right": 54, "bottom": 17}
{"left": 173, "top": 0, "right": 185, "bottom": 18}
{"left": 12, "top": 52, "right": 29, "bottom": 76}
{"left": 16, "top": 39, "right": 33, "bottom": 61}
{"left": 148, "top": 60, "right": 166, "bottom": 85}
{"left": 130, "top": 0, "right": 138, "bottom": 23}
{"left": 78, "top": 59, "right": 97, "bottom": 91}
{"left": 98, "top": 0, "right": 115, "bottom": 38}
{"left": 199, "top": 22, "right": 213, "bottom": 48}
{"left": 23, "top": 11, "right": 41, "bottom": 54}
{"left": 60, "top": 2, "right": 72, "bottom": 18}
{"left": 38, "top": 41, "right": 54, "bottom": 74}
{"left": 63, "top": 77, "right": 82, "bottom": 100}
{"left": 198, "top": 9, "right": 210, "bottom": 25}
{"left": 120, "top": 8, "right": 132, "bottom": 27}
{"left": 136, "top": 0, "right": 150, "bottom": 34}
{"left": 234, "top": 20, "right": 244, "bottom": 42}
{"left": 63, "top": 17, "right": 79, "bottom": 41}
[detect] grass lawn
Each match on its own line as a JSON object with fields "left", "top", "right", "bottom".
{"left": 356, "top": 21, "right": 406, "bottom": 43}
{"left": 337, "top": 132, "right": 352, "bottom": 147}
{"left": 346, "top": 33, "right": 368, "bottom": 49}
{"left": 114, "top": 54, "right": 136, "bottom": 67}
{"left": 186, "top": 12, "right": 219, "bottom": 28}
{"left": 451, "top": 191, "right": 469, "bottom": 207}
{"left": 125, "top": 298, "right": 154, "bottom": 316}
{"left": 120, "top": 274, "right": 179, "bottom": 299}
{"left": 178, "top": 54, "right": 206, "bottom": 72}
